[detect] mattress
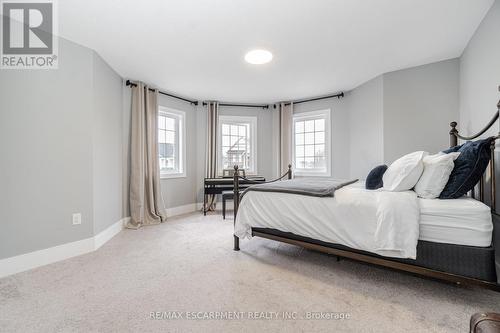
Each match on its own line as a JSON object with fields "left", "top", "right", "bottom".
{"left": 419, "top": 196, "right": 493, "bottom": 247}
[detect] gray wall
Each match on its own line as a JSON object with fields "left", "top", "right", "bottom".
{"left": 345, "top": 59, "right": 460, "bottom": 178}
{"left": 383, "top": 59, "right": 459, "bottom": 163}
{"left": 0, "top": 38, "right": 95, "bottom": 259}
{"left": 458, "top": 0, "right": 500, "bottom": 212}
{"left": 0, "top": 37, "right": 125, "bottom": 259}
{"left": 91, "top": 52, "right": 125, "bottom": 234}
{"left": 459, "top": 0, "right": 500, "bottom": 138}
{"left": 348, "top": 75, "right": 384, "bottom": 179}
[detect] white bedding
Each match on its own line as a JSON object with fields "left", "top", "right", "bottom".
{"left": 234, "top": 182, "right": 494, "bottom": 260}
{"left": 235, "top": 182, "right": 420, "bottom": 259}
{"left": 419, "top": 197, "right": 492, "bottom": 246}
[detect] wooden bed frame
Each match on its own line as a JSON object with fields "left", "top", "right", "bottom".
{"left": 232, "top": 100, "right": 500, "bottom": 291}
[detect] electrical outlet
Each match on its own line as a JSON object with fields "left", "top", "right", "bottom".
{"left": 72, "top": 213, "right": 82, "bottom": 225}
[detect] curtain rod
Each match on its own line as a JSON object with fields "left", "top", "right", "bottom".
{"left": 202, "top": 102, "right": 269, "bottom": 109}
{"left": 277, "top": 92, "right": 344, "bottom": 108}
{"left": 125, "top": 80, "right": 199, "bottom": 105}
{"left": 126, "top": 79, "right": 344, "bottom": 108}
{"left": 206, "top": 92, "right": 345, "bottom": 109}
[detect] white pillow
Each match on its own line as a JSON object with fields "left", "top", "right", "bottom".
{"left": 414, "top": 152, "right": 461, "bottom": 199}
{"left": 383, "top": 151, "right": 427, "bottom": 191}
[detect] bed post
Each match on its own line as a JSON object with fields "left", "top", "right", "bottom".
{"left": 288, "top": 164, "right": 292, "bottom": 180}
{"left": 233, "top": 165, "right": 240, "bottom": 251}
{"left": 450, "top": 121, "right": 458, "bottom": 147}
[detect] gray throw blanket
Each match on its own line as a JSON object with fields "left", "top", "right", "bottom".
{"left": 241, "top": 178, "right": 359, "bottom": 198}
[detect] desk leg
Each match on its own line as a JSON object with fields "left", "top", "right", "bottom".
{"left": 233, "top": 235, "right": 240, "bottom": 251}
{"left": 203, "top": 192, "right": 206, "bottom": 215}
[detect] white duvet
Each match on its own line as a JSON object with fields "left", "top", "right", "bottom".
{"left": 234, "top": 182, "right": 420, "bottom": 259}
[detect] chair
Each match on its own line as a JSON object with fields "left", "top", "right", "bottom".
{"left": 222, "top": 190, "right": 241, "bottom": 219}
{"left": 470, "top": 313, "right": 500, "bottom": 333}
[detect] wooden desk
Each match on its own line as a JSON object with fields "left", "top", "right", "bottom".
{"left": 203, "top": 176, "right": 265, "bottom": 215}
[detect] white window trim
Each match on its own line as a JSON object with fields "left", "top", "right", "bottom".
{"left": 292, "top": 109, "right": 331, "bottom": 177}
{"left": 217, "top": 115, "right": 258, "bottom": 176}
{"left": 159, "top": 106, "right": 186, "bottom": 179}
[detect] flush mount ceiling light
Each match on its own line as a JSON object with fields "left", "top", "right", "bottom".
{"left": 244, "top": 49, "right": 273, "bottom": 65}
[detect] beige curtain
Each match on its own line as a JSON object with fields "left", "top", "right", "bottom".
{"left": 204, "top": 101, "right": 219, "bottom": 211}
{"left": 128, "top": 82, "right": 166, "bottom": 229}
{"left": 278, "top": 102, "right": 293, "bottom": 175}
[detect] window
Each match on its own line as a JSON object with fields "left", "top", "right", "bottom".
{"left": 293, "top": 109, "right": 331, "bottom": 176}
{"left": 218, "top": 116, "right": 257, "bottom": 175}
{"left": 158, "top": 107, "right": 186, "bottom": 178}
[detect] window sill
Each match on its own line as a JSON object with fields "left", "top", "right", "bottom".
{"left": 160, "top": 173, "right": 187, "bottom": 180}
{"left": 294, "top": 170, "right": 331, "bottom": 177}
{"left": 217, "top": 171, "right": 257, "bottom": 177}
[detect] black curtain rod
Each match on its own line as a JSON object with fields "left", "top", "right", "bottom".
{"left": 278, "top": 92, "right": 344, "bottom": 108}
{"left": 126, "top": 79, "right": 344, "bottom": 109}
{"left": 202, "top": 102, "right": 269, "bottom": 109}
{"left": 125, "top": 80, "right": 198, "bottom": 105}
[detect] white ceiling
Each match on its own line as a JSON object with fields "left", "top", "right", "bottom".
{"left": 59, "top": 0, "right": 494, "bottom": 103}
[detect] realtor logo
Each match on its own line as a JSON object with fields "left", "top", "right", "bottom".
{"left": 1, "top": 0, "right": 58, "bottom": 69}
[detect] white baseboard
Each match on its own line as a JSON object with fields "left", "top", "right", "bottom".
{"left": 0, "top": 202, "right": 204, "bottom": 279}
{"left": 165, "top": 203, "right": 199, "bottom": 217}
{"left": 0, "top": 201, "right": 205, "bottom": 279}
{"left": 0, "top": 238, "right": 95, "bottom": 279}
{"left": 0, "top": 217, "right": 129, "bottom": 279}
{"left": 94, "top": 217, "right": 130, "bottom": 250}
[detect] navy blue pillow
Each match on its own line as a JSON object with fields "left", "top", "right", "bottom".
{"left": 366, "top": 165, "right": 388, "bottom": 190}
{"left": 440, "top": 137, "right": 495, "bottom": 199}
{"left": 442, "top": 144, "right": 462, "bottom": 154}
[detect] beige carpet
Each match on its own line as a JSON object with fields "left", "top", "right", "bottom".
{"left": 1, "top": 212, "right": 499, "bottom": 332}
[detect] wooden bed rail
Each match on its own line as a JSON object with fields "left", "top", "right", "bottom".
{"left": 233, "top": 164, "right": 292, "bottom": 251}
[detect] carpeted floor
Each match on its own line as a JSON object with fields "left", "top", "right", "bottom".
{"left": 1, "top": 212, "right": 499, "bottom": 332}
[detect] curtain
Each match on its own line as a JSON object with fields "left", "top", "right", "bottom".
{"left": 204, "top": 101, "right": 219, "bottom": 211}
{"left": 278, "top": 102, "right": 293, "bottom": 175}
{"left": 128, "top": 82, "right": 166, "bottom": 229}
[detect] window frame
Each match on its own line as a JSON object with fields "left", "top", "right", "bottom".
{"left": 292, "top": 109, "right": 331, "bottom": 177}
{"left": 217, "top": 115, "right": 258, "bottom": 176}
{"left": 158, "top": 106, "right": 186, "bottom": 179}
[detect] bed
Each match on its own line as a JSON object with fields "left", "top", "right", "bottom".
{"left": 231, "top": 108, "right": 500, "bottom": 290}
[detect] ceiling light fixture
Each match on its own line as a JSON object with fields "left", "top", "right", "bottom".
{"left": 244, "top": 49, "right": 273, "bottom": 65}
